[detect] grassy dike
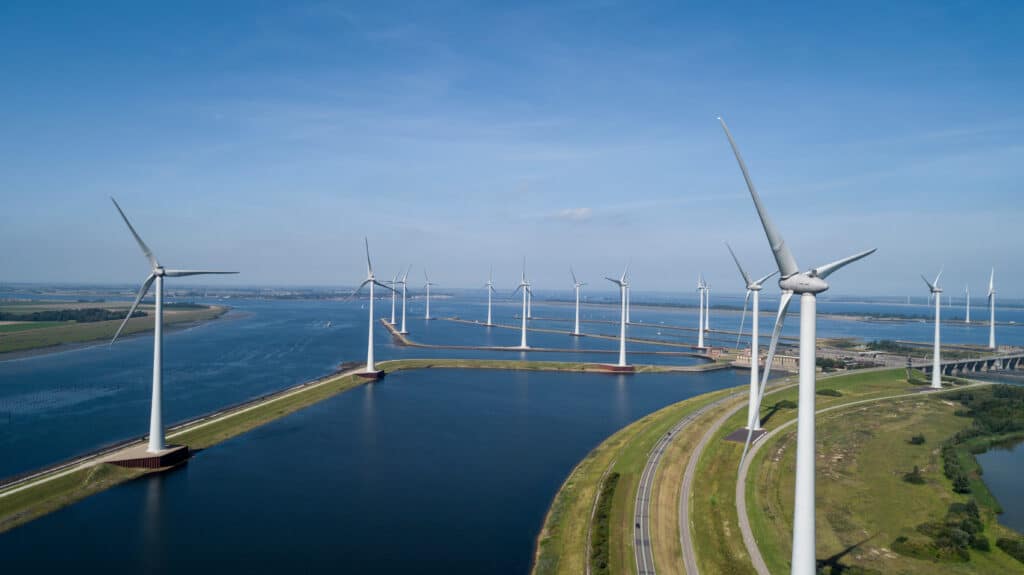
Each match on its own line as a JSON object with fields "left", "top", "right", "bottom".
{"left": 531, "top": 385, "right": 744, "bottom": 575}
{"left": 0, "top": 357, "right": 719, "bottom": 534}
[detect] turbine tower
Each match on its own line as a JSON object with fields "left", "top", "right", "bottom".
{"left": 726, "top": 242, "right": 777, "bottom": 430}
{"left": 526, "top": 284, "right": 533, "bottom": 319}
{"left": 350, "top": 238, "right": 394, "bottom": 375}
{"left": 605, "top": 264, "right": 631, "bottom": 367}
{"left": 720, "top": 117, "right": 875, "bottom": 575}
{"left": 922, "top": 268, "right": 944, "bottom": 389}
{"left": 387, "top": 272, "right": 399, "bottom": 325}
{"left": 989, "top": 268, "right": 996, "bottom": 349}
{"left": 109, "top": 198, "right": 237, "bottom": 454}
{"left": 424, "top": 270, "right": 435, "bottom": 320}
{"left": 571, "top": 267, "right": 586, "bottom": 336}
{"left": 704, "top": 281, "right": 711, "bottom": 332}
{"left": 399, "top": 265, "right": 411, "bottom": 334}
{"left": 485, "top": 267, "right": 496, "bottom": 326}
{"left": 512, "top": 259, "right": 531, "bottom": 349}
{"left": 696, "top": 275, "right": 706, "bottom": 348}
{"left": 965, "top": 285, "right": 970, "bottom": 324}
{"left": 625, "top": 283, "right": 631, "bottom": 324}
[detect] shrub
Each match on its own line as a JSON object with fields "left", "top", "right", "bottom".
{"left": 774, "top": 399, "right": 798, "bottom": 409}
{"left": 590, "top": 472, "right": 620, "bottom": 575}
{"left": 909, "top": 434, "right": 926, "bottom": 445}
{"left": 953, "top": 474, "right": 972, "bottom": 494}
{"left": 999, "top": 537, "right": 1024, "bottom": 563}
{"left": 971, "top": 535, "right": 991, "bottom": 551}
{"left": 817, "top": 388, "right": 843, "bottom": 397}
{"left": 903, "top": 466, "right": 926, "bottom": 485}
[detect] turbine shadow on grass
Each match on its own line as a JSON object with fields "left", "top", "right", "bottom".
{"left": 816, "top": 536, "right": 877, "bottom": 575}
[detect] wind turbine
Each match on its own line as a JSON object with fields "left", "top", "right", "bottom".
{"left": 350, "top": 238, "right": 394, "bottom": 376}
{"left": 726, "top": 242, "right": 777, "bottom": 430}
{"left": 989, "top": 268, "right": 996, "bottom": 349}
{"left": 922, "top": 268, "right": 944, "bottom": 389}
{"left": 398, "top": 265, "right": 411, "bottom": 334}
{"left": 696, "top": 275, "right": 706, "bottom": 348}
{"left": 512, "top": 259, "right": 531, "bottom": 349}
{"left": 605, "top": 264, "right": 631, "bottom": 367}
{"left": 719, "top": 117, "right": 875, "bottom": 575}
{"left": 109, "top": 198, "right": 237, "bottom": 454}
{"left": 571, "top": 267, "right": 586, "bottom": 336}
{"left": 424, "top": 270, "right": 435, "bottom": 320}
{"left": 965, "top": 285, "right": 971, "bottom": 324}
{"left": 484, "top": 267, "right": 496, "bottom": 326}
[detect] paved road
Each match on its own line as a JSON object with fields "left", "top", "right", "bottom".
{"left": 633, "top": 393, "right": 739, "bottom": 575}
{"left": 734, "top": 383, "right": 992, "bottom": 575}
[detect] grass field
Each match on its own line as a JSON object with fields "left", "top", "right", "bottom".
{"left": 745, "top": 373, "right": 1024, "bottom": 574}
{"left": 0, "top": 304, "right": 227, "bottom": 354}
{"left": 0, "top": 321, "right": 67, "bottom": 333}
{"left": 685, "top": 369, "right": 969, "bottom": 574}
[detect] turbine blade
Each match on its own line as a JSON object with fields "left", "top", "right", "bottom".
{"left": 163, "top": 270, "right": 238, "bottom": 277}
{"left": 570, "top": 267, "right": 578, "bottom": 285}
{"left": 344, "top": 279, "right": 373, "bottom": 302}
{"left": 717, "top": 118, "right": 800, "bottom": 278}
{"left": 810, "top": 248, "right": 876, "bottom": 280}
{"left": 373, "top": 279, "right": 396, "bottom": 293}
{"left": 725, "top": 241, "right": 752, "bottom": 287}
{"left": 403, "top": 265, "right": 411, "bottom": 282}
{"left": 110, "top": 274, "right": 156, "bottom": 344}
{"left": 512, "top": 285, "right": 522, "bottom": 296}
{"left": 605, "top": 276, "right": 623, "bottom": 286}
{"left": 737, "top": 289, "right": 751, "bottom": 348}
{"left": 921, "top": 274, "right": 936, "bottom": 292}
{"left": 738, "top": 289, "right": 794, "bottom": 469}
{"left": 933, "top": 266, "right": 943, "bottom": 288}
{"left": 364, "top": 238, "right": 373, "bottom": 275}
{"left": 621, "top": 261, "right": 631, "bottom": 283}
{"left": 110, "top": 197, "right": 159, "bottom": 269}
{"left": 989, "top": 268, "right": 994, "bottom": 295}
{"left": 754, "top": 270, "right": 778, "bottom": 286}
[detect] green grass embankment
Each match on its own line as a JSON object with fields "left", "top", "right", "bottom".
{"left": 531, "top": 386, "right": 741, "bottom": 575}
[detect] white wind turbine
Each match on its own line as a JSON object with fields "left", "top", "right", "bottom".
{"left": 989, "top": 268, "right": 996, "bottom": 349}
{"left": 605, "top": 264, "right": 631, "bottom": 367}
{"left": 398, "top": 265, "right": 411, "bottom": 334}
{"left": 571, "top": 267, "right": 586, "bottom": 336}
{"left": 696, "top": 275, "right": 706, "bottom": 348}
{"left": 720, "top": 117, "right": 875, "bottom": 575}
{"left": 349, "top": 238, "right": 394, "bottom": 375}
{"left": 109, "top": 198, "right": 237, "bottom": 454}
{"left": 726, "top": 242, "right": 777, "bottom": 430}
{"left": 423, "top": 269, "right": 435, "bottom": 320}
{"left": 965, "top": 285, "right": 971, "bottom": 324}
{"left": 922, "top": 268, "right": 944, "bottom": 389}
{"left": 512, "top": 259, "right": 531, "bottom": 349}
{"left": 484, "top": 267, "right": 496, "bottom": 326}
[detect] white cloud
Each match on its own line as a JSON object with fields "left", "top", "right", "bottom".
{"left": 552, "top": 207, "right": 593, "bottom": 221}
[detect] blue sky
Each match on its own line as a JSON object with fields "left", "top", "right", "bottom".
{"left": 1, "top": 1, "right": 1022, "bottom": 297}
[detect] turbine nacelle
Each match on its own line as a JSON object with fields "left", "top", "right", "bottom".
{"left": 779, "top": 272, "right": 829, "bottom": 294}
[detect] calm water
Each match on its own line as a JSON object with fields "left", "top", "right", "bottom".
{"left": 0, "top": 368, "right": 744, "bottom": 573}
{"left": 977, "top": 439, "right": 1024, "bottom": 534}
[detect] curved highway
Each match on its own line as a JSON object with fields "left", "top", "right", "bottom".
{"left": 633, "top": 393, "right": 740, "bottom": 575}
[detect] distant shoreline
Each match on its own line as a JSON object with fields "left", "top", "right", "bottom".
{"left": 0, "top": 305, "right": 234, "bottom": 362}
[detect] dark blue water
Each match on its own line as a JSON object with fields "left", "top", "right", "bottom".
{"left": 0, "top": 368, "right": 745, "bottom": 573}
{"left": 977, "top": 442, "right": 1024, "bottom": 533}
